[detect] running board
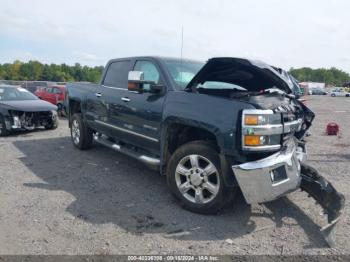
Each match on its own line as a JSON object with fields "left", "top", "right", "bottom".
{"left": 93, "top": 134, "right": 160, "bottom": 166}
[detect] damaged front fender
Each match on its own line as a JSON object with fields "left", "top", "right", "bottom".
{"left": 300, "top": 163, "right": 345, "bottom": 247}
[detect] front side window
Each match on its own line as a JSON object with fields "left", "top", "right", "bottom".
{"left": 103, "top": 60, "right": 130, "bottom": 88}
{"left": 163, "top": 60, "right": 204, "bottom": 89}
{"left": 134, "top": 61, "right": 161, "bottom": 91}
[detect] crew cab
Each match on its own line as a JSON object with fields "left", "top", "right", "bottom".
{"left": 66, "top": 56, "right": 344, "bottom": 244}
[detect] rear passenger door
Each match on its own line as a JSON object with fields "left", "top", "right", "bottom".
{"left": 93, "top": 59, "right": 133, "bottom": 139}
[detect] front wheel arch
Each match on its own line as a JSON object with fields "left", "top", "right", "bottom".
{"left": 159, "top": 120, "right": 225, "bottom": 173}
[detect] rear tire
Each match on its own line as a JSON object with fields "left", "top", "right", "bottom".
{"left": 0, "top": 115, "right": 10, "bottom": 137}
{"left": 70, "top": 113, "right": 93, "bottom": 150}
{"left": 166, "top": 141, "right": 234, "bottom": 214}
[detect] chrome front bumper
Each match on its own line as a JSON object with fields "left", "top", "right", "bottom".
{"left": 232, "top": 140, "right": 306, "bottom": 204}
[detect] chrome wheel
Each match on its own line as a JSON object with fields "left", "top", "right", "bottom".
{"left": 175, "top": 154, "right": 220, "bottom": 204}
{"left": 71, "top": 119, "right": 80, "bottom": 145}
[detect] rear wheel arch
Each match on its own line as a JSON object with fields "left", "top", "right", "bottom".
{"left": 68, "top": 99, "right": 82, "bottom": 126}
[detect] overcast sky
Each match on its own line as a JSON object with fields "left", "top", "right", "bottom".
{"left": 0, "top": 0, "right": 349, "bottom": 71}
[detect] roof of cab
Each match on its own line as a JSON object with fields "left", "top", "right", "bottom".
{"left": 107, "top": 56, "right": 203, "bottom": 64}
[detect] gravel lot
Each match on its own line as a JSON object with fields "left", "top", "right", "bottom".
{"left": 0, "top": 95, "right": 349, "bottom": 255}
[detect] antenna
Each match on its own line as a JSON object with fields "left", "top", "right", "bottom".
{"left": 180, "top": 26, "right": 184, "bottom": 83}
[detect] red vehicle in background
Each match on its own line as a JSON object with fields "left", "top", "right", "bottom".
{"left": 35, "top": 85, "right": 66, "bottom": 116}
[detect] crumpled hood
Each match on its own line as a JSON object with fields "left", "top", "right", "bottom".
{"left": 0, "top": 99, "right": 57, "bottom": 112}
{"left": 185, "top": 57, "right": 293, "bottom": 93}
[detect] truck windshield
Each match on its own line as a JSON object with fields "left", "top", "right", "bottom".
{"left": 0, "top": 86, "right": 38, "bottom": 101}
{"left": 164, "top": 60, "right": 204, "bottom": 89}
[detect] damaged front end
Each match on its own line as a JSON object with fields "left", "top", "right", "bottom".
{"left": 233, "top": 139, "right": 345, "bottom": 247}
{"left": 7, "top": 110, "right": 56, "bottom": 131}
{"left": 188, "top": 57, "right": 345, "bottom": 247}
{"left": 231, "top": 101, "right": 344, "bottom": 247}
{"left": 300, "top": 164, "right": 345, "bottom": 247}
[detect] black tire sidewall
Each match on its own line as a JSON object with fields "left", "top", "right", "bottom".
{"left": 70, "top": 113, "right": 92, "bottom": 150}
{"left": 167, "top": 141, "right": 231, "bottom": 214}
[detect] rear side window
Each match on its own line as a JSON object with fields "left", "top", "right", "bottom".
{"left": 103, "top": 61, "right": 130, "bottom": 88}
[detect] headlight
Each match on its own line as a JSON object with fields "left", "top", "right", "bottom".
{"left": 244, "top": 115, "right": 268, "bottom": 125}
{"left": 242, "top": 109, "right": 282, "bottom": 151}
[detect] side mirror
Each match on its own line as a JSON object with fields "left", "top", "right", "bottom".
{"left": 127, "top": 71, "right": 148, "bottom": 93}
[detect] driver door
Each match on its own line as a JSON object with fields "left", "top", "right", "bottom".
{"left": 114, "top": 59, "right": 165, "bottom": 154}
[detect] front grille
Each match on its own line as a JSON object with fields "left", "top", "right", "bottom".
{"left": 274, "top": 104, "right": 301, "bottom": 147}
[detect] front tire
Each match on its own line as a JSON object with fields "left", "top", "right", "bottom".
{"left": 166, "top": 141, "right": 234, "bottom": 214}
{"left": 70, "top": 113, "right": 93, "bottom": 150}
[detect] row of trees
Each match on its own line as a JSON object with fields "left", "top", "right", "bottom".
{"left": 1, "top": 60, "right": 349, "bottom": 86}
{"left": 289, "top": 67, "right": 350, "bottom": 86}
{"left": 0, "top": 60, "right": 104, "bottom": 83}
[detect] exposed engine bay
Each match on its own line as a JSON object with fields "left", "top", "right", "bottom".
{"left": 8, "top": 110, "right": 56, "bottom": 130}
{"left": 188, "top": 57, "right": 344, "bottom": 246}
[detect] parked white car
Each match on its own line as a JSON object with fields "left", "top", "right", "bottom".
{"left": 330, "top": 88, "right": 350, "bottom": 97}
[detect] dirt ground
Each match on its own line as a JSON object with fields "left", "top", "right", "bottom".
{"left": 0, "top": 95, "right": 349, "bottom": 255}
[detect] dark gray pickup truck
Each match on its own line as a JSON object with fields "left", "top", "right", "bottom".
{"left": 66, "top": 56, "right": 344, "bottom": 245}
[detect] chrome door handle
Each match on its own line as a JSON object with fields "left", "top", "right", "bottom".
{"left": 95, "top": 92, "right": 102, "bottom": 97}
{"left": 121, "top": 97, "right": 131, "bottom": 102}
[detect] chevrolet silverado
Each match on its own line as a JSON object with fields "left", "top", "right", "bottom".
{"left": 66, "top": 56, "right": 344, "bottom": 246}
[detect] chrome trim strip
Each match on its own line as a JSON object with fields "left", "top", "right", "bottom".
{"left": 243, "top": 109, "right": 274, "bottom": 115}
{"left": 243, "top": 124, "right": 283, "bottom": 135}
{"left": 121, "top": 97, "right": 131, "bottom": 102}
{"left": 101, "top": 85, "right": 127, "bottom": 91}
{"left": 243, "top": 144, "right": 281, "bottom": 152}
{"left": 139, "top": 155, "right": 161, "bottom": 165}
{"left": 95, "top": 120, "right": 159, "bottom": 142}
{"left": 284, "top": 118, "right": 303, "bottom": 133}
{"left": 242, "top": 119, "right": 302, "bottom": 136}
{"left": 93, "top": 134, "right": 160, "bottom": 166}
